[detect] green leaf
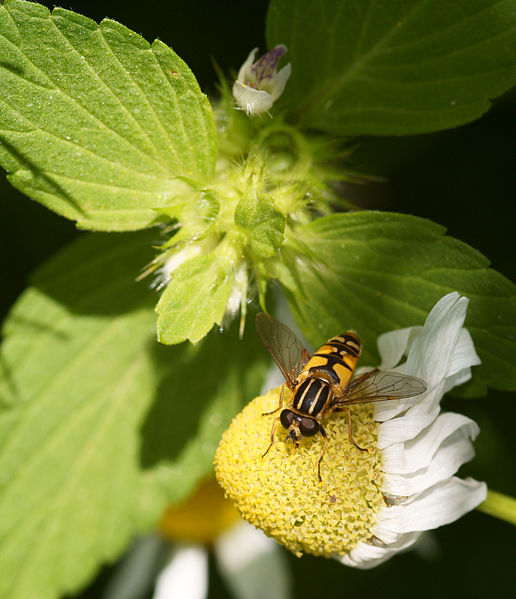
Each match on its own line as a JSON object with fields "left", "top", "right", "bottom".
{"left": 0, "top": 232, "right": 267, "bottom": 599}
{"left": 0, "top": 0, "right": 216, "bottom": 231}
{"left": 275, "top": 211, "right": 516, "bottom": 392}
{"left": 235, "top": 192, "right": 286, "bottom": 259}
{"left": 156, "top": 248, "right": 238, "bottom": 345}
{"left": 267, "top": 0, "right": 516, "bottom": 135}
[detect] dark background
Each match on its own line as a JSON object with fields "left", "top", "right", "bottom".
{"left": 1, "top": 1, "right": 514, "bottom": 598}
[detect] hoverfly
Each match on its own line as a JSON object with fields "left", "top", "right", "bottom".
{"left": 256, "top": 313, "right": 427, "bottom": 482}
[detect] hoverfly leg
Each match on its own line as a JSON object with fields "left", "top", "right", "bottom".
{"left": 261, "top": 384, "right": 286, "bottom": 416}
{"left": 347, "top": 409, "right": 367, "bottom": 452}
{"left": 317, "top": 425, "right": 329, "bottom": 483}
{"left": 262, "top": 416, "right": 280, "bottom": 458}
{"left": 342, "top": 408, "right": 367, "bottom": 452}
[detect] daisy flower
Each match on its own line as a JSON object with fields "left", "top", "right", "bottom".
{"left": 103, "top": 479, "right": 292, "bottom": 599}
{"left": 215, "top": 293, "right": 487, "bottom": 568}
{"left": 233, "top": 45, "right": 291, "bottom": 116}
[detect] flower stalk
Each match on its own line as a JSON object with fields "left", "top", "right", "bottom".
{"left": 477, "top": 489, "right": 516, "bottom": 526}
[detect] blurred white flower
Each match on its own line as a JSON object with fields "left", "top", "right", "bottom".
{"left": 103, "top": 480, "right": 291, "bottom": 599}
{"left": 233, "top": 45, "right": 291, "bottom": 116}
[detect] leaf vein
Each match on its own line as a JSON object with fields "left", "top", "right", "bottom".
{"left": 49, "top": 13, "right": 173, "bottom": 173}
{"left": 0, "top": 14, "right": 168, "bottom": 174}
{"left": 97, "top": 26, "right": 183, "bottom": 170}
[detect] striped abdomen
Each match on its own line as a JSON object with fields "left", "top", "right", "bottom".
{"left": 292, "top": 377, "right": 331, "bottom": 418}
{"left": 304, "top": 332, "right": 362, "bottom": 389}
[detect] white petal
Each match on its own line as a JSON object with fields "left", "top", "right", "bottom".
{"left": 405, "top": 293, "right": 468, "bottom": 384}
{"left": 153, "top": 545, "right": 208, "bottom": 599}
{"left": 375, "top": 296, "right": 477, "bottom": 427}
{"left": 442, "top": 367, "right": 473, "bottom": 394}
{"left": 383, "top": 442, "right": 475, "bottom": 496}
{"left": 382, "top": 420, "right": 478, "bottom": 496}
{"left": 338, "top": 532, "right": 421, "bottom": 570}
{"left": 103, "top": 536, "right": 166, "bottom": 599}
{"left": 377, "top": 477, "right": 487, "bottom": 534}
{"left": 270, "top": 63, "right": 291, "bottom": 101}
{"left": 236, "top": 48, "right": 258, "bottom": 81}
{"left": 377, "top": 362, "right": 479, "bottom": 449}
{"left": 373, "top": 391, "right": 419, "bottom": 423}
{"left": 446, "top": 328, "right": 481, "bottom": 375}
{"left": 382, "top": 412, "right": 479, "bottom": 474}
{"left": 232, "top": 82, "right": 273, "bottom": 115}
{"left": 376, "top": 381, "right": 445, "bottom": 447}
{"left": 377, "top": 326, "right": 421, "bottom": 370}
{"left": 215, "top": 521, "right": 292, "bottom": 599}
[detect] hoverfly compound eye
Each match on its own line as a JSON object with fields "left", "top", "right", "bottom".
{"left": 280, "top": 409, "right": 295, "bottom": 429}
{"left": 299, "top": 417, "right": 320, "bottom": 437}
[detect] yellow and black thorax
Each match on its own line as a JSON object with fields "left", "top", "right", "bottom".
{"left": 291, "top": 332, "right": 362, "bottom": 419}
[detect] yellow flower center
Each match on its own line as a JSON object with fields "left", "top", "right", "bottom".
{"left": 158, "top": 478, "right": 240, "bottom": 545}
{"left": 215, "top": 386, "right": 384, "bottom": 557}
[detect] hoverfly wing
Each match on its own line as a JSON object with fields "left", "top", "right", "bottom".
{"left": 334, "top": 370, "right": 427, "bottom": 406}
{"left": 255, "top": 313, "right": 309, "bottom": 386}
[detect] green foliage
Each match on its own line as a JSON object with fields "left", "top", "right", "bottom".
{"left": 276, "top": 212, "right": 516, "bottom": 392}
{"left": 267, "top": 0, "right": 516, "bottom": 134}
{"left": 0, "top": 1, "right": 515, "bottom": 596}
{"left": 156, "top": 248, "right": 237, "bottom": 344}
{"left": 0, "top": 0, "right": 216, "bottom": 231}
{"left": 0, "top": 232, "right": 267, "bottom": 599}
{"left": 235, "top": 192, "right": 286, "bottom": 259}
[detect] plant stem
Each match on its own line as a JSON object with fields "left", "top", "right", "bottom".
{"left": 477, "top": 489, "right": 516, "bottom": 525}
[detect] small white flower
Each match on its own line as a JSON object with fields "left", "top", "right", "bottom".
{"left": 340, "top": 292, "right": 487, "bottom": 568}
{"left": 233, "top": 45, "right": 291, "bottom": 116}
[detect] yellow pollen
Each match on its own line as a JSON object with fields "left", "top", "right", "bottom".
{"left": 215, "top": 387, "right": 384, "bottom": 558}
{"left": 158, "top": 478, "right": 240, "bottom": 545}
